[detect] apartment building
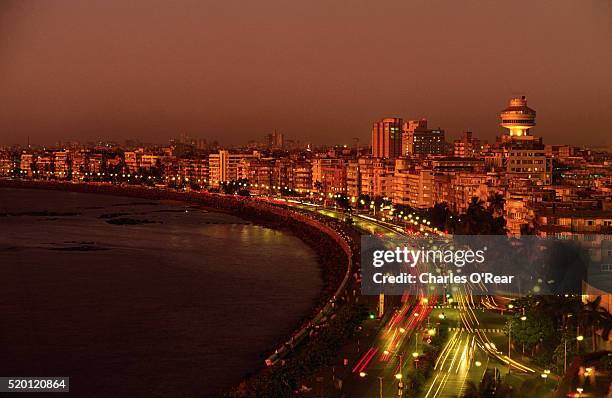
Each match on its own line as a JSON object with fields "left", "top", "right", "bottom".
{"left": 209, "top": 150, "right": 258, "bottom": 187}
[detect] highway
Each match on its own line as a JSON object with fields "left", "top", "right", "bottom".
{"left": 280, "top": 200, "right": 536, "bottom": 397}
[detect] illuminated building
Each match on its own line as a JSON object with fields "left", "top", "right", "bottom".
{"left": 292, "top": 161, "right": 313, "bottom": 192}
{"left": 208, "top": 150, "right": 258, "bottom": 186}
{"left": 392, "top": 167, "right": 435, "bottom": 208}
{"left": 124, "top": 151, "right": 141, "bottom": 172}
{"left": 0, "top": 151, "right": 16, "bottom": 175}
{"left": 500, "top": 96, "right": 536, "bottom": 140}
{"left": 358, "top": 157, "right": 394, "bottom": 198}
{"left": 506, "top": 148, "right": 552, "bottom": 185}
{"left": 178, "top": 158, "right": 209, "bottom": 185}
{"left": 346, "top": 159, "right": 361, "bottom": 198}
{"left": 238, "top": 158, "right": 274, "bottom": 193}
{"left": 53, "top": 151, "right": 70, "bottom": 179}
{"left": 453, "top": 131, "right": 481, "bottom": 157}
{"left": 402, "top": 119, "right": 446, "bottom": 156}
{"left": 371, "top": 118, "right": 403, "bottom": 159}
{"left": 311, "top": 157, "right": 347, "bottom": 194}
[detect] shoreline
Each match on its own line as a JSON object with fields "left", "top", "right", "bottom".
{"left": 0, "top": 179, "right": 355, "bottom": 388}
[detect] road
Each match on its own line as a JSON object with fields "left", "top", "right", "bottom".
{"left": 281, "top": 201, "right": 537, "bottom": 397}
{"left": 289, "top": 203, "right": 438, "bottom": 397}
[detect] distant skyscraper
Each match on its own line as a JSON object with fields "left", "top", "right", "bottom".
{"left": 371, "top": 118, "right": 402, "bottom": 158}
{"left": 266, "top": 130, "right": 284, "bottom": 150}
{"left": 500, "top": 96, "right": 536, "bottom": 139}
{"left": 402, "top": 119, "right": 446, "bottom": 156}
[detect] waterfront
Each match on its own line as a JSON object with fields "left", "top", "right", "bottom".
{"left": 0, "top": 188, "right": 323, "bottom": 397}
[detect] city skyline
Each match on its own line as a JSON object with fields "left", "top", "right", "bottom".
{"left": 2, "top": 2, "right": 611, "bottom": 397}
{"left": 1, "top": 0, "right": 611, "bottom": 147}
{"left": 2, "top": 94, "right": 611, "bottom": 149}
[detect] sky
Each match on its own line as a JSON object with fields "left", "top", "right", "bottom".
{"left": 1, "top": 0, "right": 611, "bottom": 147}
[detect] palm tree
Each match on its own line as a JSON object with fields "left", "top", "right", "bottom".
{"left": 487, "top": 192, "right": 505, "bottom": 218}
{"left": 428, "top": 202, "right": 451, "bottom": 230}
{"left": 465, "top": 197, "right": 488, "bottom": 234}
{"left": 582, "top": 296, "right": 612, "bottom": 351}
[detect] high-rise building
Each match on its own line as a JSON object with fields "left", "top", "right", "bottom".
{"left": 209, "top": 150, "right": 258, "bottom": 186}
{"left": 266, "top": 131, "right": 284, "bottom": 150}
{"left": 371, "top": 118, "right": 403, "bottom": 159}
{"left": 402, "top": 119, "right": 446, "bottom": 156}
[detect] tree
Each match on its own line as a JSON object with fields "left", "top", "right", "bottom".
{"left": 335, "top": 195, "right": 351, "bottom": 211}
{"left": 511, "top": 296, "right": 581, "bottom": 331}
{"left": 454, "top": 196, "right": 506, "bottom": 235}
{"left": 222, "top": 178, "right": 249, "bottom": 195}
{"left": 487, "top": 192, "right": 505, "bottom": 218}
{"left": 376, "top": 196, "right": 391, "bottom": 207}
{"left": 427, "top": 202, "right": 451, "bottom": 230}
{"left": 356, "top": 194, "right": 372, "bottom": 210}
{"left": 582, "top": 296, "right": 612, "bottom": 351}
{"left": 506, "top": 313, "right": 556, "bottom": 357}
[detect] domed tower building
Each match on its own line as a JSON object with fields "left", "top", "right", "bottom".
{"left": 500, "top": 96, "right": 536, "bottom": 142}
{"left": 499, "top": 96, "right": 552, "bottom": 187}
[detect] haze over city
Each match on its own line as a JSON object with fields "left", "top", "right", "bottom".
{"left": 1, "top": 0, "right": 611, "bottom": 147}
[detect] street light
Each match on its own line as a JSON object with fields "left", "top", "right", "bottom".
{"left": 395, "top": 373, "right": 402, "bottom": 380}
{"left": 508, "top": 320, "right": 513, "bottom": 374}
{"left": 359, "top": 372, "right": 367, "bottom": 378}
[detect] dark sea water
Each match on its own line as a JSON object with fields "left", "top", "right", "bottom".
{"left": 0, "top": 188, "right": 322, "bottom": 397}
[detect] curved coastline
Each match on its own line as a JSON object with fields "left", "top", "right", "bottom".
{"left": 0, "top": 180, "right": 355, "bottom": 387}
